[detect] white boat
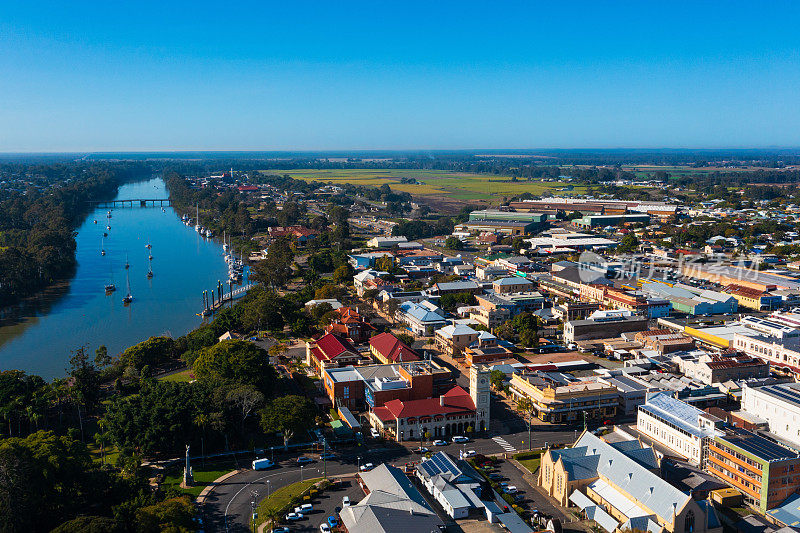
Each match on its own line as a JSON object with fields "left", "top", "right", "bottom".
{"left": 122, "top": 269, "right": 133, "bottom": 304}
{"left": 205, "top": 229, "right": 213, "bottom": 238}
{"left": 194, "top": 204, "right": 201, "bottom": 232}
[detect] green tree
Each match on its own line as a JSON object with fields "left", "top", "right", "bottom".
{"left": 490, "top": 370, "right": 506, "bottom": 391}
{"left": 332, "top": 263, "right": 354, "bottom": 284}
{"left": 396, "top": 333, "right": 415, "bottom": 346}
{"left": 120, "top": 336, "right": 177, "bottom": 371}
{"left": 260, "top": 395, "right": 317, "bottom": 449}
{"left": 617, "top": 233, "right": 640, "bottom": 253}
{"left": 135, "top": 496, "right": 197, "bottom": 533}
{"left": 444, "top": 236, "right": 464, "bottom": 250}
{"left": 193, "top": 340, "right": 276, "bottom": 393}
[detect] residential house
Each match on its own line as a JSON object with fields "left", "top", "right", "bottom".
{"left": 306, "top": 333, "right": 364, "bottom": 373}
{"left": 325, "top": 306, "right": 374, "bottom": 343}
{"left": 369, "top": 332, "right": 421, "bottom": 364}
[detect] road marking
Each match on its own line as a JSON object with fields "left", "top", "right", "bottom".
{"left": 492, "top": 436, "right": 517, "bottom": 452}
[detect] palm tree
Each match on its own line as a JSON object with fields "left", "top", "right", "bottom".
{"left": 194, "top": 413, "right": 210, "bottom": 467}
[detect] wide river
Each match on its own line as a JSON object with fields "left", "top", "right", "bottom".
{"left": 0, "top": 177, "right": 238, "bottom": 379}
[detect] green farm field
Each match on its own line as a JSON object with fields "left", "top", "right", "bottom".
{"left": 265, "top": 169, "right": 588, "bottom": 203}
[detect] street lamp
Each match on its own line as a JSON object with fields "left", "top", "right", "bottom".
{"left": 301, "top": 465, "right": 305, "bottom": 482}
{"left": 250, "top": 489, "right": 259, "bottom": 533}
{"left": 266, "top": 480, "right": 271, "bottom": 501}
{"left": 357, "top": 456, "right": 362, "bottom": 472}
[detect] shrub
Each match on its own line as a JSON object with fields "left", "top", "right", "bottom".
{"left": 514, "top": 451, "right": 541, "bottom": 461}
{"left": 502, "top": 493, "right": 515, "bottom": 505}
{"left": 303, "top": 495, "right": 311, "bottom": 502}
{"left": 512, "top": 504, "right": 524, "bottom": 514}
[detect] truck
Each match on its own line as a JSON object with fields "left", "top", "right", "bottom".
{"left": 252, "top": 458, "right": 275, "bottom": 470}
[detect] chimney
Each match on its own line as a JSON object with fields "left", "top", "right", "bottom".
{"left": 440, "top": 395, "right": 445, "bottom": 406}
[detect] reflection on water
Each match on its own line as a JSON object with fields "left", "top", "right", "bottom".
{"left": 0, "top": 177, "right": 232, "bottom": 379}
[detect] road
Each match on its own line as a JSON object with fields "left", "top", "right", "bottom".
{"left": 201, "top": 423, "right": 579, "bottom": 532}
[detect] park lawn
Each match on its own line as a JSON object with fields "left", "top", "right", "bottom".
{"left": 159, "top": 369, "right": 195, "bottom": 382}
{"left": 256, "top": 477, "right": 322, "bottom": 527}
{"left": 162, "top": 459, "right": 241, "bottom": 498}
{"left": 513, "top": 450, "right": 542, "bottom": 474}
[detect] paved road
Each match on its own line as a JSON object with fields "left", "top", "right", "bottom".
{"left": 201, "top": 425, "right": 579, "bottom": 532}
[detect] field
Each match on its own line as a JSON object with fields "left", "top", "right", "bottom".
{"left": 268, "top": 169, "right": 588, "bottom": 206}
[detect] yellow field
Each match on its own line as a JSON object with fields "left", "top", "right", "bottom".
{"left": 265, "top": 169, "right": 587, "bottom": 202}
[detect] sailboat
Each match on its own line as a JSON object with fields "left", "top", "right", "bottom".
{"left": 194, "top": 204, "right": 201, "bottom": 232}
{"left": 146, "top": 251, "right": 154, "bottom": 279}
{"left": 124, "top": 253, "right": 130, "bottom": 270}
{"left": 100, "top": 236, "right": 106, "bottom": 256}
{"left": 122, "top": 269, "right": 133, "bottom": 304}
{"left": 104, "top": 256, "right": 116, "bottom": 293}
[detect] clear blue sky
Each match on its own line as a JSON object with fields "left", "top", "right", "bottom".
{"left": 1, "top": 1, "right": 799, "bottom": 151}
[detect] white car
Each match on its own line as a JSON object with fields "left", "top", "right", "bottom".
{"left": 463, "top": 450, "right": 476, "bottom": 458}
{"left": 504, "top": 485, "right": 518, "bottom": 494}
{"left": 285, "top": 512, "right": 302, "bottom": 521}
{"left": 452, "top": 436, "right": 469, "bottom": 443}
{"left": 360, "top": 462, "right": 374, "bottom": 471}
{"left": 370, "top": 428, "right": 380, "bottom": 438}
{"left": 297, "top": 503, "right": 313, "bottom": 513}
{"left": 433, "top": 439, "right": 448, "bottom": 446}
{"left": 320, "top": 525, "right": 331, "bottom": 533}
{"left": 342, "top": 496, "right": 351, "bottom": 507}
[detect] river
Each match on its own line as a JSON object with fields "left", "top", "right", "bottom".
{"left": 0, "top": 177, "right": 240, "bottom": 379}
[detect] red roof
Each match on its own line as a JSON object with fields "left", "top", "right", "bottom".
{"left": 314, "top": 333, "right": 359, "bottom": 361}
{"left": 369, "top": 332, "right": 420, "bottom": 363}
{"left": 238, "top": 185, "right": 259, "bottom": 191}
{"left": 381, "top": 386, "right": 475, "bottom": 420}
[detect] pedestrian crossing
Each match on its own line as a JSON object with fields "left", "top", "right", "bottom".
{"left": 492, "top": 436, "right": 517, "bottom": 452}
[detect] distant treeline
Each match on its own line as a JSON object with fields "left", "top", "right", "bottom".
{"left": 0, "top": 162, "right": 150, "bottom": 307}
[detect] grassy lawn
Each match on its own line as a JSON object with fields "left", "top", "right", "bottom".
{"left": 162, "top": 458, "right": 241, "bottom": 499}
{"left": 513, "top": 450, "right": 542, "bottom": 474}
{"left": 159, "top": 369, "right": 195, "bottom": 382}
{"left": 256, "top": 477, "right": 322, "bottom": 527}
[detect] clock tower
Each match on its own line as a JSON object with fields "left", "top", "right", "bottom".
{"left": 470, "top": 364, "right": 491, "bottom": 433}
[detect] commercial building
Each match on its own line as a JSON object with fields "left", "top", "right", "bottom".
{"left": 435, "top": 324, "right": 480, "bottom": 358}
{"left": 572, "top": 213, "right": 650, "bottom": 229}
{"left": 340, "top": 463, "right": 445, "bottom": 533}
{"left": 636, "top": 392, "right": 723, "bottom": 466}
{"left": 492, "top": 276, "right": 534, "bottom": 294}
{"left": 369, "top": 332, "right": 421, "bottom": 364}
{"left": 725, "top": 284, "right": 782, "bottom": 311}
{"left": 526, "top": 230, "right": 617, "bottom": 252}
{"left": 564, "top": 310, "right": 649, "bottom": 344}
{"left": 369, "top": 365, "right": 491, "bottom": 440}
{"left": 741, "top": 383, "right": 800, "bottom": 448}
{"left": 367, "top": 236, "right": 408, "bottom": 248}
{"left": 553, "top": 301, "right": 601, "bottom": 321}
{"left": 707, "top": 428, "right": 800, "bottom": 512}
{"left": 676, "top": 354, "right": 770, "bottom": 385}
{"left": 539, "top": 431, "right": 720, "bottom": 533}
{"left": 463, "top": 332, "right": 512, "bottom": 367}
{"left": 322, "top": 360, "right": 454, "bottom": 411}
{"left": 640, "top": 280, "right": 738, "bottom": 316}
{"left": 509, "top": 372, "right": 618, "bottom": 423}
{"left": 306, "top": 333, "right": 365, "bottom": 373}
{"left": 415, "top": 452, "right": 486, "bottom": 519}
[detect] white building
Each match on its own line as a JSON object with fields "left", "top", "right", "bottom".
{"left": 367, "top": 236, "right": 408, "bottom": 249}
{"left": 741, "top": 382, "right": 800, "bottom": 447}
{"left": 415, "top": 452, "right": 486, "bottom": 520}
{"left": 636, "top": 391, "right": 723, "bottom": 466}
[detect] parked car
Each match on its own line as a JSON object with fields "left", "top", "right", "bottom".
{"left": 320, "top": 524, "right": 331, "bottom": 533}
{"left": 360, "top": 462, "right": 375, "bottom": 471}
{"left": 327, "top": 516, "right": 339, "bottom": 527}
{"left": 504, "top": 485, "right": 518, "bottom": 494}
{"left": 342, "top": 496, "right": 351, "bottom": 507}
{"left": 297, "top": 503, "right": 313, "bottom": 513}
{"left": 297, "top": 456, "right": 314, "bottom": 465}
{"left": 452, "top": 436, "right": 469, "bottom": 443}
{"left": 252, "top": 458, "right": 275, "bottom": 470}
{"left": 285, "top": 513, "right": 302, "bottom": 521}
{"left": 370, "top": 428, "right": 380, "bottom": 438}
{"left": 271, "top": 528, "right": 290, "bottom": 533}
{"left": 463, "top": 450, "right": 476, "bottom": 458}
{"left": 433, "top": 439, "right": 447, "bottom": 446}
{"left": 488, "top": 472, "right": 503, "bottom": 480}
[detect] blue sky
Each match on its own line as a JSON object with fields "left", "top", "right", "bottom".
{"left": 1, "top": 1, "right": 799, "bottom": 151}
